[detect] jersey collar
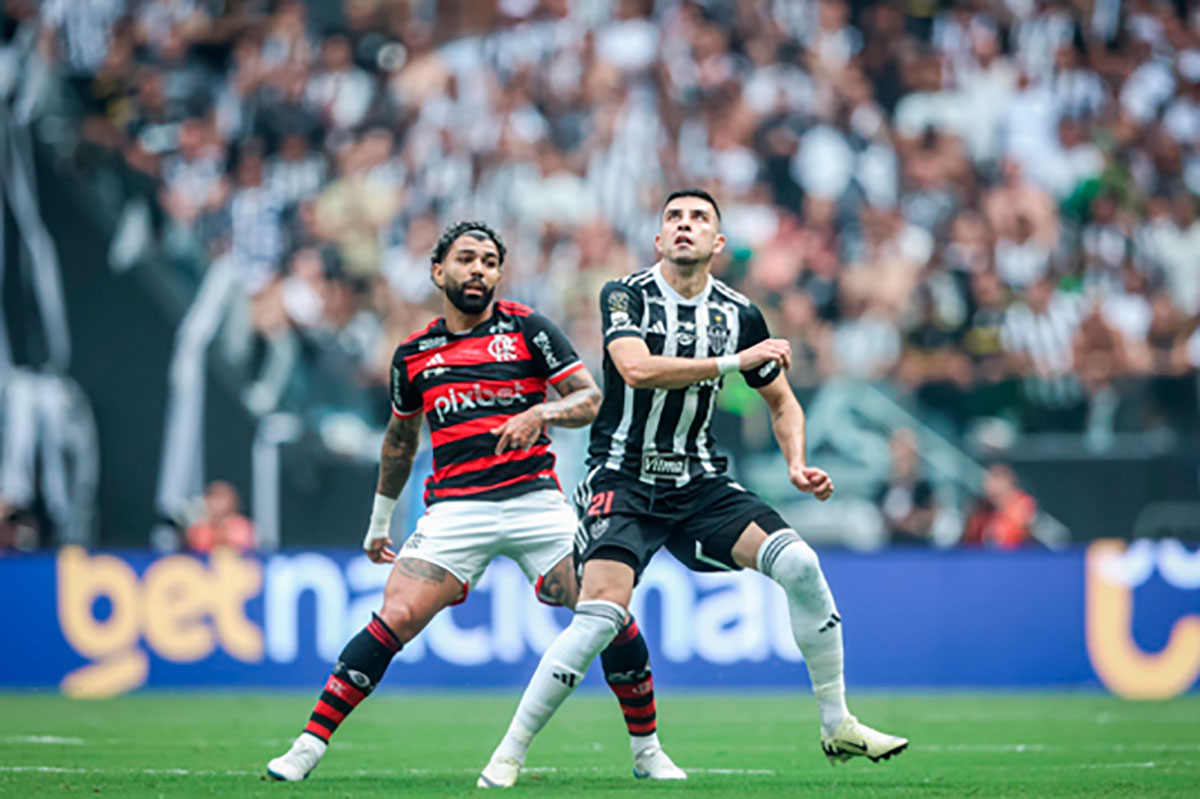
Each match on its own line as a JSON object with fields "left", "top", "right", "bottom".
{"left": 652, "top": 262, "right": 712, "bottom": 306}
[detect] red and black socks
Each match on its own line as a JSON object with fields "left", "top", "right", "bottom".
{"left": 601, "top": 617, "right": 657, "bottom": 739}
{"left": 303, "top": 613, "right": 402, "bottom": 743}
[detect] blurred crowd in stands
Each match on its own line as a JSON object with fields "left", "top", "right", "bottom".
{"left": 3, "top": 0, "right": 1199, "bottom": 549}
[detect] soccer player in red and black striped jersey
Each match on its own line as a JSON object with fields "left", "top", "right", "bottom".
{"left": 266, "top": 221, "right": 684, "bottom": 783}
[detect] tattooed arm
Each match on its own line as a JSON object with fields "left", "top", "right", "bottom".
{"left": 378, "top": 412, "right": 423, "bottom": 498}
{"left": 491, "top": 368, "right": 602, "bottom": 453}
{"left": 538, "top": 369, "right": 602, "bottom": 427}
{"left": 364, "top": 412, "right": 423, "bottom": 563}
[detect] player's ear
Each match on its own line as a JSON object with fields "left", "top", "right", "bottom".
{"left": 653, "top": 232, "right": 662, "bottom": 254}
{"left": 431, "top": 261, "right": 445, "bottom": 289}
{"left": 713, "top": 233, "right": 726, "bottom": 255}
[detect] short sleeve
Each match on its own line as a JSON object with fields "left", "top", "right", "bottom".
{"left": 524, "top": 312, "right": 585, "bottom": 385}
{"left": 389, "top": 350, "right": 422, "bottom": 418}
{"left": 738, "top": 303, "right": 782, "bottom": 388}
{"left": 600, "top": 281, "right": 645, "bottom": 346}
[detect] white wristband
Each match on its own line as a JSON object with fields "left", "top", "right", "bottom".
{"left": 716, "top": 354, "right": 741, "bottom": 376}
{"left": 366, "top": 493, "right": 397, "bottom": 539}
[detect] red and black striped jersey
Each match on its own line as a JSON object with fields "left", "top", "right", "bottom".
{"left": 390, "top": 300, "right": 585, "bottom": 505}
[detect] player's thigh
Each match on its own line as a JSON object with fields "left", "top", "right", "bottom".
{"left": 537, "top": 553, "right": 580, "bottom": 609}
{"left": 380, "top": 558, "right": 466, "bottom": 642}
{"left": 498, "top": 490, "right": 578, "bottom": 603}
{"left": 396, "top": 499, "right": 499, "bottom": 607}
{"left": 574, "top": 469, "right": 669, "bottom": 580}
{"left": 578, "top": 556, "right": 636, "bottom": 608}
{"left": 666, "top": 479, "right": 789, "bottom": 572}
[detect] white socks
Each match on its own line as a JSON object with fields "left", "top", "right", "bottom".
{"left": 630, "top": 731, "right": 662, "bottom": 758}
{"left": 758, "top": 530, "right": 850, "bottom": 735}
{"left": 493, "top": 599, "right": 626, "bottom": 764}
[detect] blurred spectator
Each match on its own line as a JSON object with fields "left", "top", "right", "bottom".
{"left": 874, "top": 429, "right": 937, "bottom": 546}
{"left": 1002, "top": 278, "right": 1087, "bottom": 432}
{"left": 961, "top": 464, "right": 1036, "bottom": 549}
{"left": 0, "top": 496, "right": 39, "bottom": 555}
{"left": 185, "top": 481, "right": 256, "bottom": 554}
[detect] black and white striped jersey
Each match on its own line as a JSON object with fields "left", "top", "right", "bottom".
{"left": 587, "top": 263, "right": 781, "bottom": 486}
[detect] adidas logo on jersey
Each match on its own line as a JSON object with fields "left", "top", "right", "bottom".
{"left": 647, "top": 321, "right": 668, "bottom": 336}
{"left": 423, "top": 352, "right": 448, "bottom": 377}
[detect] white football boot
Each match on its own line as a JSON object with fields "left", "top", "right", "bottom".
{"left": 632, "top": 744, "right": 687, "bottom": 780}
{"left": 476, "top": 755, "right": 522, "bottom": 788}
{"left": 820, "top": 715, "right": 908, "bottom": 765}
{"left": 266, "top": 733, "right": 327, "bottom": 781}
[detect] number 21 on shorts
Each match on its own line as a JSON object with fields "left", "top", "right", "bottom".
{"left": 587, "top": 491, "right": 614, "bottom": 517}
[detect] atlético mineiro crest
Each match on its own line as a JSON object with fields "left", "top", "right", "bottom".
{"left": 488, "top": 334, "right": 520, "bottom": 362}
{"left": 708, "top": 311, "right": 730, "bottom": 355}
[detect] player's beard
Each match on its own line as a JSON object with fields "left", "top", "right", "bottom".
{"left": 444, "top": 277, "right": 495, "bottom": 315}
{"left": 668, "top": 244, "right": 711, "bottom": 269}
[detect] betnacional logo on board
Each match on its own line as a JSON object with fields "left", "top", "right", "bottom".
{"left": 1085, "top": 539, "right": 1200, "bottom": 699}
{"left": 53, "top": 548, "right": 801, "bottom": 698}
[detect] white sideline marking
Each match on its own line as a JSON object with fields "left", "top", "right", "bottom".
{"left": 0, "top": 767, "right": 253, "bottom": 776}
{"left": 920, "top": 744, "right": 1047, "bottom": 753}
{"left": 0, "top": 764, "right": 774, "bottom": 778}
{"left": 920, "top": 743, "right": 1200, "bottom": 754}
{"left": 1078, "top": 761, "right": 1157, "bottom": 770}
{"left": 1, "top": 736, "right": 85, "bottom": 745}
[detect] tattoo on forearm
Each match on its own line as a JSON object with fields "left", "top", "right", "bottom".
{"left": 538, "top": 371, "right": 601, "bottom": 428}
{"left": 378, "top": 414, "right": 421, "bottom": 497}
{"left": 397, "top": 557, "right": 450, "bottom": 584}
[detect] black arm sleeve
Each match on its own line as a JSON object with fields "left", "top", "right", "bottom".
{"left": 738, "top": 303, "right": 783, "bottom": 388}
{"left": 524, "top": 312, "right": 584, "bottom": 383}
{"left": 600, "top": 281, "right": 646, "bottom": 346}
{"left": 389, "top": 349, "right": 423, "bottom": 417}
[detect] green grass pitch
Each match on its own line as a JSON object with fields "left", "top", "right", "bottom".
{"left": 2, "top": 692, "right": 1197, "bottom": 798}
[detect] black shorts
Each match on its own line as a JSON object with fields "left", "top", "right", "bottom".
{"left": 573, "top": 467, "right": 789, "bottom": 579}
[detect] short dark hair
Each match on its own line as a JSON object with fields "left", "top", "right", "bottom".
{"left": 662, "top": 188, "right": 721, "bottom": 221}
{"left": 431, "top": 220, "right": 507, "bottom": 266}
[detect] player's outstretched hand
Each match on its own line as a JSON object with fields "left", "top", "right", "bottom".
{"left": 363, "top": 531, "right": 397, "bottom": 564}
{"left": 739, "top": 338, "right": 792, "bottom": 372}
{"left": 791, "top": 465, "right": 834, "bottom": 501}
{"left": 491, "top": 408, "right": 546, "bottom": 454}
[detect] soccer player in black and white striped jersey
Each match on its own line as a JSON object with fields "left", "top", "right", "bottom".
{"left": 479, "top": 190, "right": 908, "bottom": 788}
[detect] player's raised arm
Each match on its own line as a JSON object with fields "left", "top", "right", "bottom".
{"left": 601, "top": 281, "right": 791, "bottom": 389}
{"left": 756, "top": 373, "right": 833, "bottom": 502}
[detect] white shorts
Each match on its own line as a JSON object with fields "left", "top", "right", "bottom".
{"left": 399, "top": 489, "right": 577, "bottom": 604}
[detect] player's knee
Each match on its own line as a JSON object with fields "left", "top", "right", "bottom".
{"left": 376, "top": 601, "right": 417, "bottom": 641}
{"left": 572, "top": 599, "right": 626, "bottom": 645}
{"left": 758, "top": 529, "right": 820, "bottom": 587}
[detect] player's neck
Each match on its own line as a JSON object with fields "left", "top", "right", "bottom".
{"left": 659, "top": 259, "right": 711, "bottom": 299}
{"left": 443, "top": 301, "right": 496, "bottom": 334}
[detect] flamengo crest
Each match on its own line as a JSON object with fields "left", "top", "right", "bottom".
{"left": 488, "top": 334, "right": 520, "bottom": 362}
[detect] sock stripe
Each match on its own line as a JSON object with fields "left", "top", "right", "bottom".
{"left": 323, "top": 674, "right": 366, "bottom": 706}
{"left": 303, "top": 719, "right": 333, "bottom": 742}
{"left": 318, "top": 691, "right": 353, "bottom": 715}
{"left": 610, "top": 681, "right": 654, "bottom": 699}
{"left": 313, "top": 699, "right": 347, "bottom": 724}
{"left": 626, "top": 720, "right": 656, "bottom": 735}
{"left": 614, "top": 691, "right": 654, "bottom": 708}
{"left": 366, "top": 619, "right": 400, "bottom": 653}
{"left": 620, "top": 703, "right": 657, "bottom": 719}
{"left": 759, "top": 530, "right": 802, "bottom": 576}
{"left": 611, "top": 619, "right": 640, "bottom": 645}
